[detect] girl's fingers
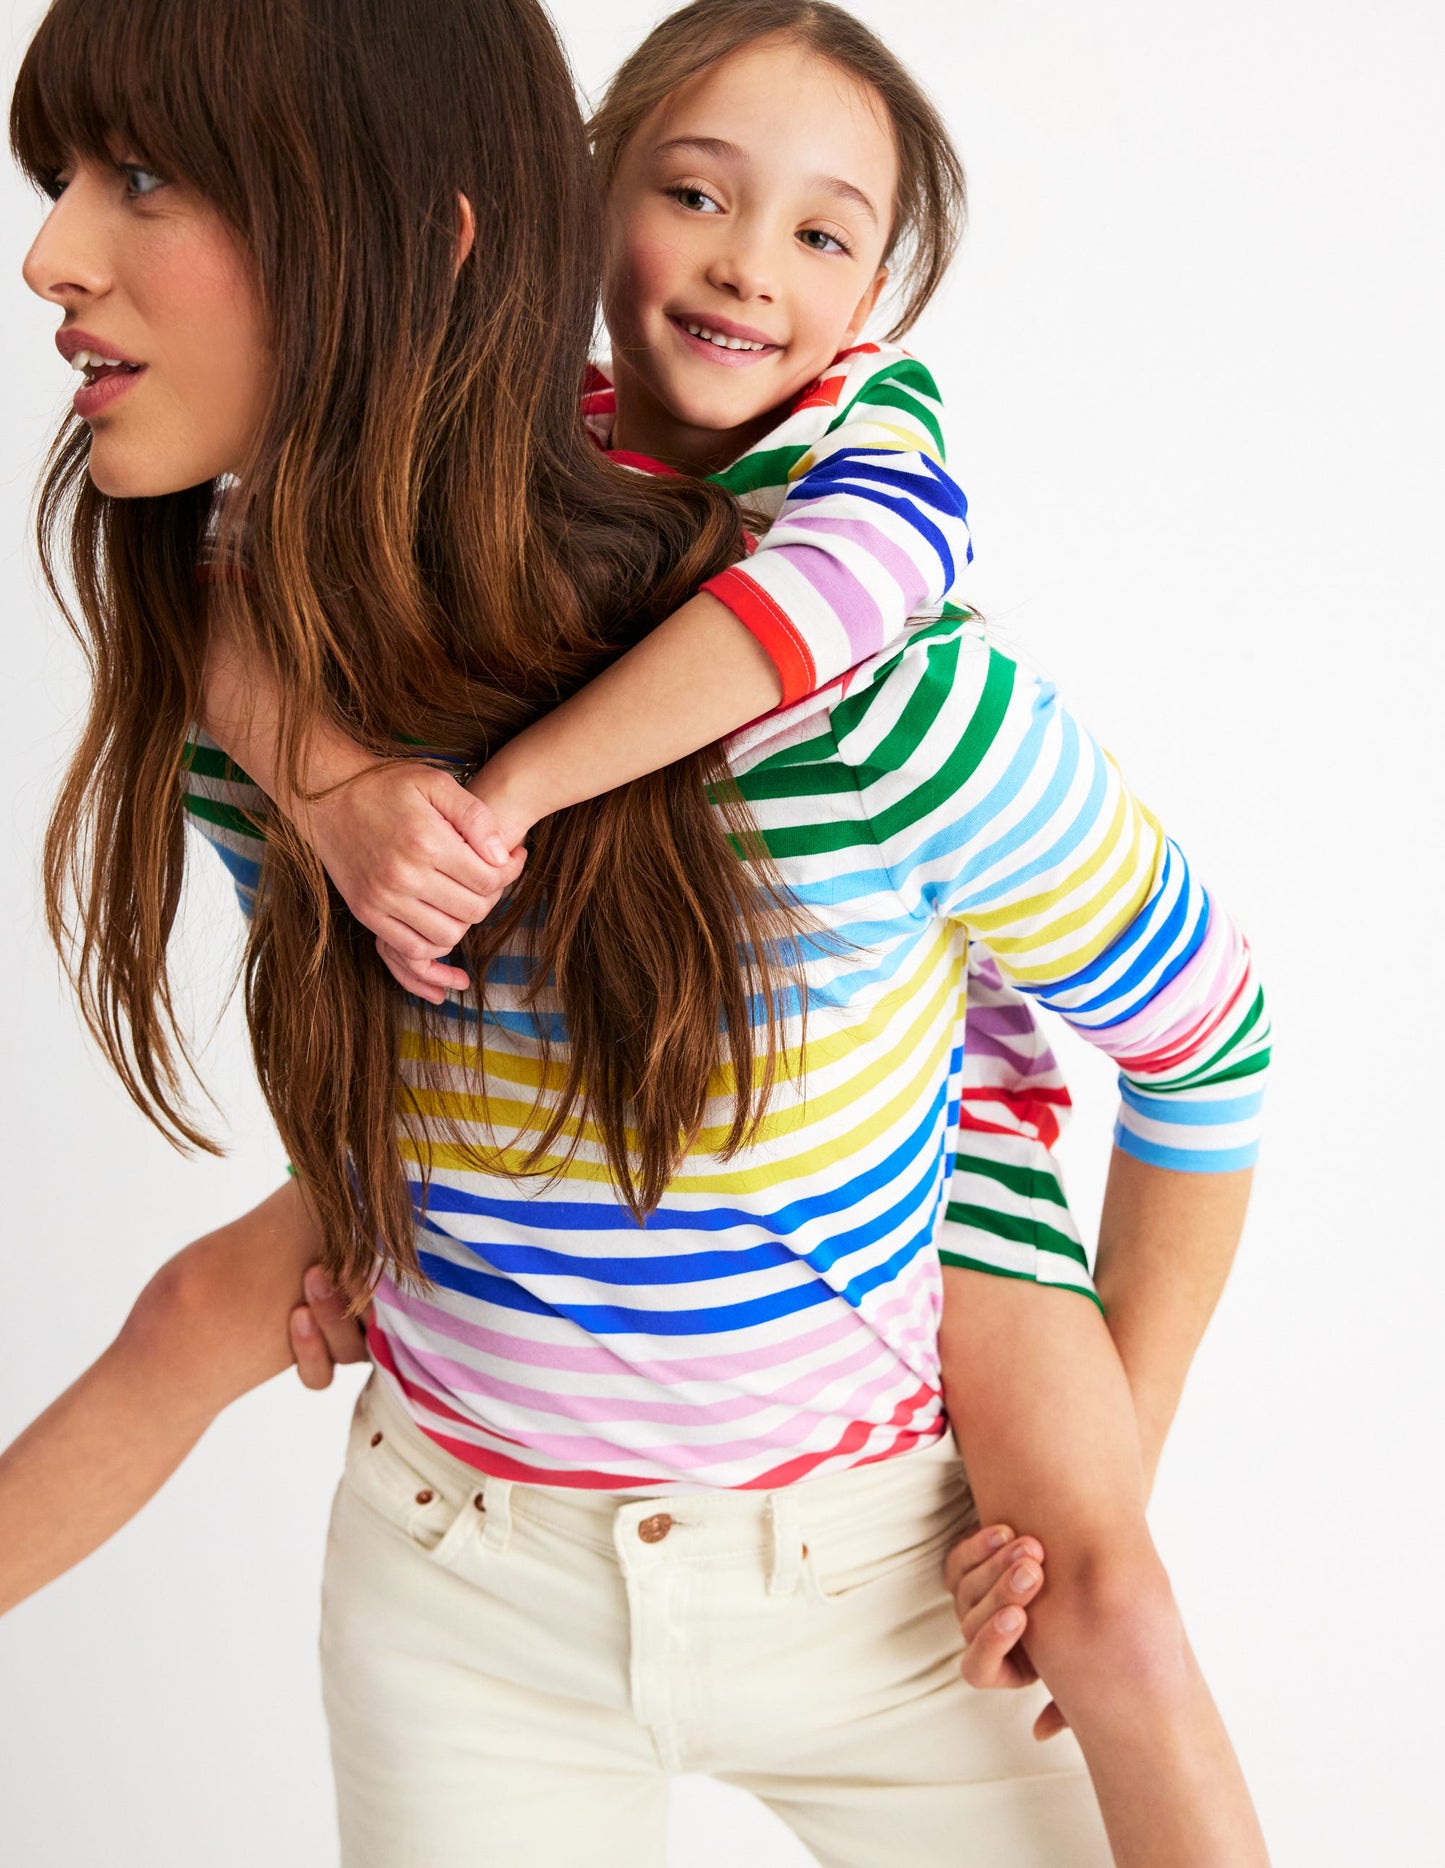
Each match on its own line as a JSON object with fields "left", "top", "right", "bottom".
{"left": 288, "top": 1304, "right": 337, "bottom": 1390}
{"left": 958, "top": 1605, "right": 1035, "bottom": 1690}
{"left": 376, "top": 937, "right": 459, "bottom": 1003}
{"left": 958, "top": 1555, "right": 1045, "bottom": 1648}
{"left": 943, "top": 1524, "right": 1016, "bottom": 1597}
{"left": 301, "top": 1266, "right": 370, "bottom": 1364}
{"left": 944, "top": 1528, "right": 1045, "bottom": 1612}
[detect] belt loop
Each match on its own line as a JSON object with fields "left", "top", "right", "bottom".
{"left": 480, "top": 1475, "right": 514, "bottom": 1551}
{"left": 767, "top": 1491, "right": 804, "bottom": 1597}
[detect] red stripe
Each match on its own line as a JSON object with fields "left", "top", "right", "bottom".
{"left": 702, "top": 565, "right": 817, "bottom": 706}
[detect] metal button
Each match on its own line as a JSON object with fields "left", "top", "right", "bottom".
{"left": 473, "top": 1494, "right": 486, "bottom": 1512}
{"left": 370, "top": 1432, "right": 384, "bottom": 1447}
{"left": 415, "top": 1489, "right": 434, "bottom": 1505}
{"left": 637, "top": 1512, "right": 674, "bottom": 1544}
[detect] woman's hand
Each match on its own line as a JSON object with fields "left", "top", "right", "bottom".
{"left": 943, "top": 1524, "right": 1069, "bottom": 1741}
{"left": 304, "top": 761, "right": 525, "bottom": 1004}
{"left": 288, "top": 1267, "right": 372, "bottom": 1389}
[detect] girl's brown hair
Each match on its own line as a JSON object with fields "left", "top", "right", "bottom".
{"left": 12, "top": 0, "right": 802, "bottom": 1289}
{"left": 588, "top": 0, "right": 967, "bottom": 341}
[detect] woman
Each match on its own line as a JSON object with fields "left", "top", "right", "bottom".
{"left": 11, "top": 0, "right": 1264, "bottom": 1861}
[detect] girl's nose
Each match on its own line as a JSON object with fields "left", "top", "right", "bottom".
{"left": 705, "top": 234, "right": 774, "bottom": 305}
{"left": 22, "top": 180, "right": 113, "bottom": 308}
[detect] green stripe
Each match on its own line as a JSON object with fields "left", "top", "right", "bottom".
{"left": 182, "top": 741, "right": 256, "bottom": 785}
{"left": 937, "top": 1248, "right": 1104, "bottom": 1312}
{"left": 952, "top": 1149, "right": 1070, "bottom": 1208}
{"left": 182, "top": 793, "right": 266, "bottom": 840}
{"left": 853, "top": 650, "right": 1015, "bottom": 847}
{"left": 945, "top": 1202, "right": 1089, "bottom": 1267}
{"left": 710, "top": 445, "right": 806, "bottom": 497}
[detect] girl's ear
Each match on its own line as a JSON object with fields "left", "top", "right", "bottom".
{"left": 844, "top": 267, "right": 889, "bottom": 344}
{"left": 456, "top": 193, "right": 477, "bottom": 274}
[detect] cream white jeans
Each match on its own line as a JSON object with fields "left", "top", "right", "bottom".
{"left": 320, "top": 1375, "right": 1111, "bottom": 1867}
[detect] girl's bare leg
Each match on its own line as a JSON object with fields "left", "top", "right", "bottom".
{"left": 939, "top": 1267, "right": 1269, "bottom": 1867}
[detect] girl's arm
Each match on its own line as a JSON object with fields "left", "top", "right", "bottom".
{"left": 0, "top": 1182, "right": 329, "bottom": 1618}
{"left": 203, "top": 350, "right": 970, "bottom": 1001}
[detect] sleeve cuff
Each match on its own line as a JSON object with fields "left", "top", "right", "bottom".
{"left": 701, "top": 566, "right": 818, "bottom": 708}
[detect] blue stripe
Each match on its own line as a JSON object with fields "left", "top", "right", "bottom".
{"left": 1113, "top": 1124, "right": 1260, "bottom": 1174}
{"left": 1117, "top": 1080, "right": 1266, "bottom": 1126}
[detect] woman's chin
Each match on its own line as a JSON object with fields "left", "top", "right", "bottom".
{"left": 85, "top": 441, "right": 217, "bottom": 500}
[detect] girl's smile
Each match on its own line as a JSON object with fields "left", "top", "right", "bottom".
{"left": 668, "top": 309, "right": 783, "bottom": 365}
{"left": 604, "top": 35, "right": 897, "bottom": 475}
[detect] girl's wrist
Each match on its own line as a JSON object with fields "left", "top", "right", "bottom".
{"left": 465, "top": 752, "right": 546, "bottom": 851}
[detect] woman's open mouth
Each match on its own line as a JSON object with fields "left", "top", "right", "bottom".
{"left": 71, "top": 351, "right": 146, "bottom": 421}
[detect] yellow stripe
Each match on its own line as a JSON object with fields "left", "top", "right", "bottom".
{"left": 964, "top": 790, "right": 1163, "bottom": 984}
{"left": 406, "top": 974, "right": 959, "bottom": 1196}
{"left": 403, "top": 930, "right": 964, "bottom": 1161}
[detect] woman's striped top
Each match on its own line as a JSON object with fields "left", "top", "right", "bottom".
{"left": 182, "top": 608, "right": 1269, "bottom": 1494}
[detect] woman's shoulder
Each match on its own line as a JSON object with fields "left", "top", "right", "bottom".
{"left": 729, "top": 607, "right": 1007, "bottom": 779}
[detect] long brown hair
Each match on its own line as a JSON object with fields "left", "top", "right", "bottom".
{"left": 588, "top": 0, "right": 967, "bottom": 341}
{"left": 12, "top": 0, "right": 802, "bottom": 1290}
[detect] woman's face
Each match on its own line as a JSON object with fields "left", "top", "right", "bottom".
{"left": 22, "top": 152, "right": 271, "bottom": 497}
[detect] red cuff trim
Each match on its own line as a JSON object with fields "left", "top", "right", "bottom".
{"left": 701, "top": 566, "right": 817, "bottom": 708}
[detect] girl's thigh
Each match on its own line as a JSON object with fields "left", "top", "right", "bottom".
{"left": 319, "top": 1424, "right": 668, "bottom": 1868}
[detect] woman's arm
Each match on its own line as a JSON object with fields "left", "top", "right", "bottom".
{"left": 0, "top": 1182, "right": 328, "bottom": 1618}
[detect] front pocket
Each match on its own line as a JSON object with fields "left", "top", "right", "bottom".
{"left": 806, "top": 1512, "right": 967, "bottom": 1605}
{"left": 343, "top": 1407, "right": 464, "bottom": 1553}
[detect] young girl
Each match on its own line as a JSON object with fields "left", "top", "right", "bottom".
{"left": 7, "top": 2, "right": 1270, "bottom": 1863}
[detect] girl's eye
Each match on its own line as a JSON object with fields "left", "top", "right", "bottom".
{"left": 668, "top": 185, "right": 722, "bottom": 215}
{"left": 41, "top": 173, "right": 69, "bottom": 203}
{"left": 798, "top": 227, "right": 851, "bottom": 256}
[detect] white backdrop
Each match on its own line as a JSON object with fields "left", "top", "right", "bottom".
{"left": 2, "top": 2, "right": 1441, "bottom": 1863}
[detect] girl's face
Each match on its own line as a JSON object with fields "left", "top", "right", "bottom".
{"left": 23, "top": 152, "right": 271, "bottom": 497}
{"left": 604, "top": 37, "right": 899, "bottom": 474}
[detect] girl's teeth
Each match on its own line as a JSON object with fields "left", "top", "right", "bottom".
{"left": 73, "top": 350, "right": 92, "bottom": 370}
{"left": 684, "top": 322, "right": 766, "bottom": 352}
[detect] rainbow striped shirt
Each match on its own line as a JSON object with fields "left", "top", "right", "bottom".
{"left": 183, "top": 608, "right": 1269, "bottom": 1493}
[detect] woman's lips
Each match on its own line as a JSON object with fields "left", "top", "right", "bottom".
{"left": 73, "top": 365, "right": 146, "bottom": 421}
{"left": 668, "top": 316, "right": 780, "bottom": 369}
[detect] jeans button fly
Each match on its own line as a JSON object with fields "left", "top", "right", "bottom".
{"left": 638, "top": 1512, "right": 674, "bottom": 1544}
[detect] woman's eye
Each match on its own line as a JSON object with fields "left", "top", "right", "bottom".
{"left": 121, "top": 163, "right": 166, "bottom": 199}
{"left": 798, "top": 227, "right": 849, "bottom": 256}
{"left": 669, "top": 185, "right": 722, "bottom": 215}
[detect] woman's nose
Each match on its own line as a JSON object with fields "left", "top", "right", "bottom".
{"left": 22, "top": 184, "right": 112, "bottom": 307}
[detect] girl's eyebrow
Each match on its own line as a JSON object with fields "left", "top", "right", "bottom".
{"left": 651, "top": 134, "right": 746, "bottom": 164}
{"left": 650, "top": 134, "right": 878, "bottom": 225}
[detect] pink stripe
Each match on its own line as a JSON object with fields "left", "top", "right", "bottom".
{"left": 375, "top": 1273, "right": 871, "bottom": 1383}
